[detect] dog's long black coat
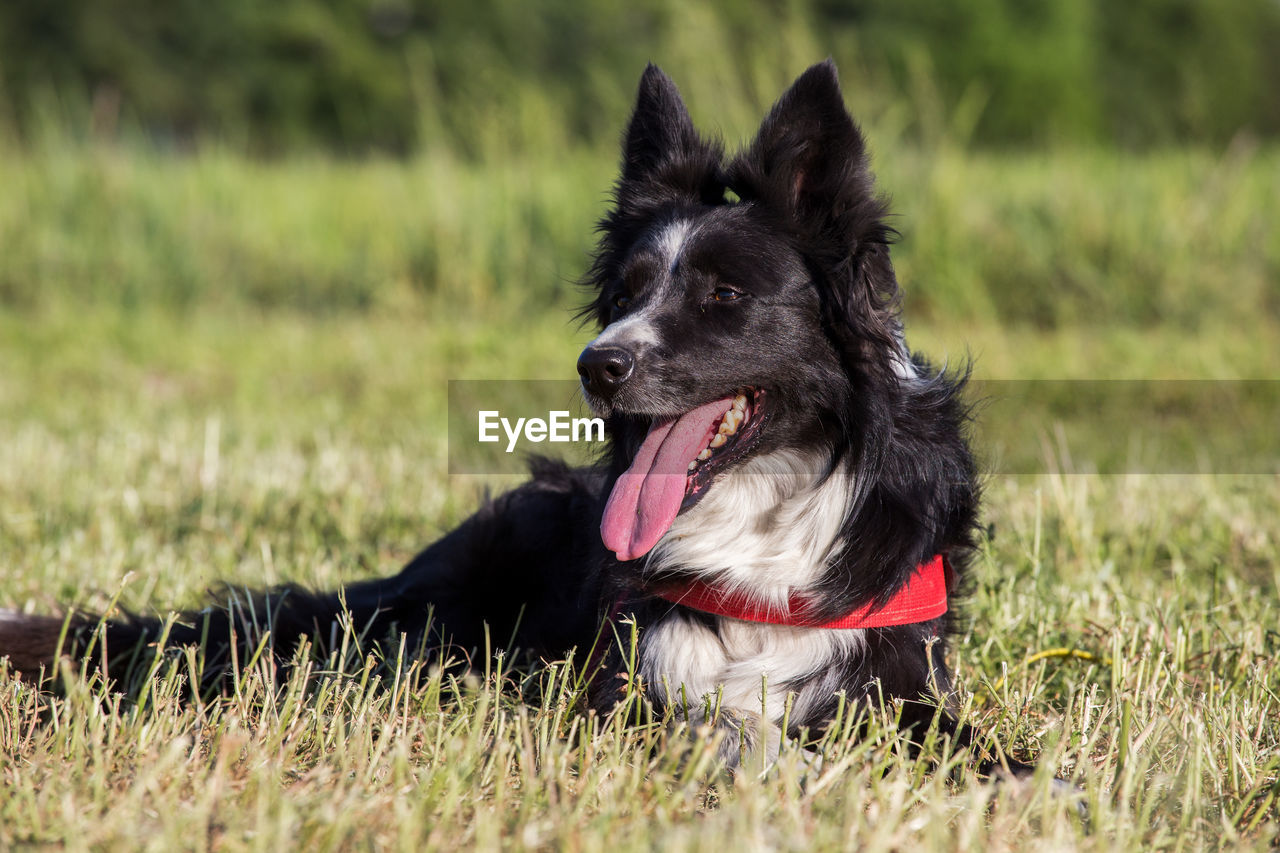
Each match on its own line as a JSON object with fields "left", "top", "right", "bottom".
{"left": 1, "top": 62, "right": 1006, "bottom": 771}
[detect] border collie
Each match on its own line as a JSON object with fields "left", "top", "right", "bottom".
{"left": 0, "top": 61, "right": 1024, "bottom": 775}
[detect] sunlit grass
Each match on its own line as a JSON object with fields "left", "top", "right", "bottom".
{"left": 1, "top": 307, "right": 1277, "bottom": 849}
{"left": 0, "top": 141, "right": 1277, "bottom": 848}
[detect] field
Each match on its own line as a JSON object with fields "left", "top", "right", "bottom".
{"left": 0, "top": 142, "right": 1278, "bottom": 850}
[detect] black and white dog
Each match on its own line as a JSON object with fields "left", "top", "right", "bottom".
{"left": 1, "top": 62, "right": 1019, "bottom": 774}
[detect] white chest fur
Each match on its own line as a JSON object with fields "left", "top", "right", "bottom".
{"left": 639, "top": 612, "right": 865, "bottom": 725}
{"left": 647, "top": 449, "right": 854, "bottom": 606}
{"left": 638, "top": 449, "right": 865, "bottom": 724}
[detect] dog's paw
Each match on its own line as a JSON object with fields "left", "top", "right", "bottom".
{"left": 677, "top": 708, "right": 781, "bottom": 780}
{"left": 982, "top": 760, "right": 1090, "bottom": 824}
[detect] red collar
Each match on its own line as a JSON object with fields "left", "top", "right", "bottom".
{"left": 657, "top": 554, "right": 949, "bottom": 629}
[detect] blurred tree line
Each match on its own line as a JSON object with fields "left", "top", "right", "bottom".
{"left": 1, "top": 0, "right": 1278, "bottom": 155}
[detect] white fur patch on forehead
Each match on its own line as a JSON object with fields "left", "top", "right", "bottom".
{"left": 589, "top": 219, "right": 694, "bottom": 352}
{"left": 654, "top": 219, "right": 695, "bottom": 271}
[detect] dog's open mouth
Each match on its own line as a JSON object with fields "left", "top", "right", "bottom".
{"left": 600, "top": 388, "right": 764, "bottom": 561}
{"left": 682, "top": 389, "right": 764, "bottom": 502}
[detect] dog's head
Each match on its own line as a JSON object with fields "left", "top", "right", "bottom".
{"left": 580, "top": 62, "right": 910, "bottom": 562}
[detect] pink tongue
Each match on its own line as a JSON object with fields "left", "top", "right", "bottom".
{"left": 600, "top": 397, "right": 734, "bottom": 561}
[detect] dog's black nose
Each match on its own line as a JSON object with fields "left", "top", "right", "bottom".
{"left": 577, "top": 345, "right": 635, "bottom": 398}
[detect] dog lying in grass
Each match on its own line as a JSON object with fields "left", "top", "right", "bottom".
{"left": 1, "top": 61, "right": 1034, "bottom": 778}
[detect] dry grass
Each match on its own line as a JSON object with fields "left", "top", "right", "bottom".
{"left": 0, "top": 143, "right": 1277, "bottom": 849}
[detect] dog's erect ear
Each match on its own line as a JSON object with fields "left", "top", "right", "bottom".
{"left": 729, "top": 60, "right": 876, "bottom": 226}
{"left": 613, "top": 65, "right": 722, "bottom": 205}
{"left": 622, "top": 65, "right": 698, "bottom": 181}
{"left": 731, "top": 61, "right": 901, "bottom": 357}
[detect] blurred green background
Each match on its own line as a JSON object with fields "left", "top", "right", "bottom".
{"left": 1, "top": 0, "right": 1278, "bottom": 338}
{"left": 0, "top": 0, "right": 1278, "bottom": 336}
{"left": 5, "top": 0, "right": 1280, "bottom": 153}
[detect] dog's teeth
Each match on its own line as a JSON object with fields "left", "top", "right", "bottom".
{"left": 697, "top": 448, "right": 713, "bottom": 461}
{"left": 688, "top": 460, "right": 698, "bottom": 472}
{"left": 733, "top": 395, "right": 747, "bottom": 412}
{"left": 714, "top": 402, "right": 746, "bottom": 438}
{"left": 709, "top": 433, "right": 727, "bottom": 448}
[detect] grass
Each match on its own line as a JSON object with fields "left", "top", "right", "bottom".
{"left": 1, "top": 139, "right": 1277, "bottom": 328}
{"left": 0, "top": 142, "right": 1278, "bottom": 850}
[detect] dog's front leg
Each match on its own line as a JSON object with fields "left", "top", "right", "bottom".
{"left": 662, "top": 687, "right": 784, "bottom": 777}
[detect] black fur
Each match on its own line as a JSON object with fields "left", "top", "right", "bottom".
{"left": 1, "top": 62, "right": 1025, "bottom": 776}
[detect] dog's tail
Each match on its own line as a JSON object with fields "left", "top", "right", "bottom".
{"left": 0, "top": 575, "right": 425, "bottom": 692}
{"left": 1, "top": 463, "right": 606, "bottom": 692}
{"left": 0, "top": 610, "right": 74, "bottom": 678}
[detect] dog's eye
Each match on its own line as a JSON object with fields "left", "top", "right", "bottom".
{"left": 612, "top": 294, "right": 631, "bottom": 311}
{"left": 711, "top": 286, "right": 742, "bottom": 302}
